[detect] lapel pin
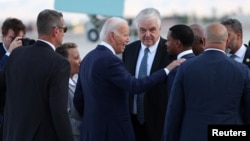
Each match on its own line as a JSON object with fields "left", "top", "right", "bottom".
{"left": 246, "top": 58, "right": 250, "bottom": 63}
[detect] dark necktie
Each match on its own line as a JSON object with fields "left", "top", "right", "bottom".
{"left": 137, "top": 48, "right": 149, "bottom": 124}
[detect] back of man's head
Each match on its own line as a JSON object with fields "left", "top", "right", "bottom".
{"left": 169, "top": 24, "right": 194, "bottom": 48}
{"left": 36, "top": 9, "right": 63, "bottom": 36}
{"left": 204, "top": 23, "right": 228, "bottom": 50}
{"left": 189, "top": 24, "right": 205, "bottom": 55}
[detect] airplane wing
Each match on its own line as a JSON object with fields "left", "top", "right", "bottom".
{"left": 54, "top": 0, "right": 125, "bottom": 17}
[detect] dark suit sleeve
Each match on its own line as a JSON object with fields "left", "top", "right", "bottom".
{"left": 104, "top": 55, "right": 167, "bottom": 94}
{"left": 162, "top": 65, "right": 185, "bottom": 141}
{"left": 242, "top": 67, "right": 250, "bottom": 124}
{"left": 74, "top": 76, "right": 84, "bottom": 117}
{"left": 0, "top": 55, "right": 9, "bottom": 69}
{"left": 0, "top": 67, "right": 5, "bottom": 114}
{"left": 49, "top": 59, "right": 73, "bottom": 141}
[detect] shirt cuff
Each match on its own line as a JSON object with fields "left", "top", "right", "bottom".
{"left": 164, "top": 68, "right": 169, "bottom": 75}
{"left": 5, "top": 52, "right": 10, "bottom": 56}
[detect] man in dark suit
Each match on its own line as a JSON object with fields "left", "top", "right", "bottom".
{"left": 73, "top": 17, "right": 185, "bottom": 141}
{"left": 164, "top": 24, "right": 195, "bottom": 95}
{"left": 0, "top": 9, "right": 73, "bottom": 141}
{"left": 0, "top": 18, "right": 26, "bottom": 68}
{"left": 162, "top": 23, "right": 250, "bottom": 141}
{"left": 221, "top": 18, "right": 250, "bottom": 68}
{"left": 122, "top": 8, "right": 176, "bottom": 141}
{"left": 161, "top": 24, "right": 195, "bottom": 141}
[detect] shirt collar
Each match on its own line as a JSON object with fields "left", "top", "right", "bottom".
{"left": 69, "top": 78, "right": 76, "bottom": 86}
{"left": 37, "top": 39, "right": 56, "bottom": 51}
{"left": 99, "top": 41, "right": 116, "bottom": 55}
{"left": 177, "top": 49, "right": 193, "bottom": 59}
{"left": 205, "top": 48, "right": 226, "bottom": 54}
{"left": 2, "top": 43, "right": 8, "bottom": 52}
{"left": 233, "top": 44, "right": 246, "bottom": 58}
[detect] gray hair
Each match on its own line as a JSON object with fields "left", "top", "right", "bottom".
{"left": 134, "top": 8, "right": 161, "bottom": 29}
{"left": 99, "top": 17, "right": 128, "bottom": 41}
{"left": 221, "top": 18, "right": 242, "bottom": 33}
{"left": 36, "top": 9, "right": 63, "bottom": 35}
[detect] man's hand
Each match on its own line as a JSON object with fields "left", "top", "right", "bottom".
{"left": 166, "top": 58, "right": 186, "bottom": 71}
{"left": 8, "top": 37, "right": 23, "bottom": 53}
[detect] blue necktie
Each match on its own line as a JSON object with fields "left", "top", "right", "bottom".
{"left": 137, "top": 48, "right": 149, "bottom": 124}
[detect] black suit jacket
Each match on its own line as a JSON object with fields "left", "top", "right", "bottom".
{"left": 0, "top": 43, "right": 6, "bottom": 60}
{"left": 122, "top": 37, "right": 176, "bottom": 141}
{"left": 1, "top": 41, "right": 73, "bottom": 141}
{"left": 243, "top": 45, "right": 250, "bottom": 68}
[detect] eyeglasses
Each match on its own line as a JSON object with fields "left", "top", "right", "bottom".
{"left": 54, "top": 26, "right": 68, "bottom": 33}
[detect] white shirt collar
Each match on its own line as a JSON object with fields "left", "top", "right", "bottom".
{"left": 233, "top": 44, "right": 246, "bottom": 58}
{"left": 99, "top": 41, "right": 115, "bottom": 55}
{"left": 2, "top": 43, "right": 8, "bottom": 52}
{"left": 37, "top": 39, "right": 56, "bottom": 51}
{"left": 205, "top": 48, "right": 226, "bottom": 54}
{"left": 69, "top": 78, "right": 76, "bottom": 86}
{"left": 177, "top": 49, "right": 193, "bottom": 59}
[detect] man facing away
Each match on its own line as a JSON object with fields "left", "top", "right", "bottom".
{"left": 0, "top": 9, "right": 73, "bottom": 141}
{"left": 189, "top": 24, "right": 205, "bottom": 55}
{"left": 162, "top": 22, "right": 250, "bottom": 141}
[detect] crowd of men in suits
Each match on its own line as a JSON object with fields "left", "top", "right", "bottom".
{"left": 0, "top": 7, "right": 250, "bottom": 141}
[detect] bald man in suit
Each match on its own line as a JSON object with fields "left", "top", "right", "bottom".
{"left": 162, "top": 23, "right": 250, "bottom": 141}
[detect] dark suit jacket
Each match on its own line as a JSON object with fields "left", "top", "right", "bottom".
{"left": 163, "top": 50, "right": 250, "bottom": 141}
{"left": 0, "top": 43, "right": 8, "bottom": 69}
{"left": 1, "top": 41, "right": 73, "bottom": 141}
{"left": 243, "top": 45, "right": 250, "bottom": 68}
{"left": 74, "top": 45, "right": 168, "bottom": 141}
{"left": 167, "top": 52, "right": 195, "bottom": 95}
{"left": 0, "top": 43, "right": 6, "bottom": 60}
{"left": 122, "top": 38, "right": 176, "bottom": 141}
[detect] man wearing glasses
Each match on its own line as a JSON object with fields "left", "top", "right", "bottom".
{"left": 0, "top": 9, "right": 73, "bottom": 141}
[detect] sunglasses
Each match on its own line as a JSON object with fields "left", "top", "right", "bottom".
{"left": 54, "top": 26, "right": 68, "bottom": 33}
{"left": 58, "top": 26, "right": 67, "bottom": 33}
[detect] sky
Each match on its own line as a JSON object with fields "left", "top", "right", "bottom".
{"left": 0, "top": 0, "right": 250, "bottom": 23}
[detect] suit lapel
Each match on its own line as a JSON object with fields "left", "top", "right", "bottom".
{"left": 243, "top": 46, "right": 250, "bottom": 68}
{"left": 150, "top": 38, "right": 167, "bottom": 74}
{"left": 128, "top": 42, "right": 141, "bottom": 75}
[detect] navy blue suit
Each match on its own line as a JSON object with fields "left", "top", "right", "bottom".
{"left": 0, "top": 43, "right": 8, "bottom": 69}
{"left": 74, "top": 45, "right": 168, "bottom": 141}
{"left": 162, "top": 50, "right": 250, "bottom": 141}
{"left": 0, "top": 43, "right": 6, "bottom": 60}
{"left": 167, "top": 52, "right": 195, "bottom": 95}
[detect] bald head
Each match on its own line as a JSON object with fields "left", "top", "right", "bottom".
{"left": 189, "top": 24, "right": 205, "bottom": 55}
{"left": 204, "top": 23, "right": 228, "bottom": 50}
{"left": 189, "top": 24, "right": 204, "bottom": 37}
